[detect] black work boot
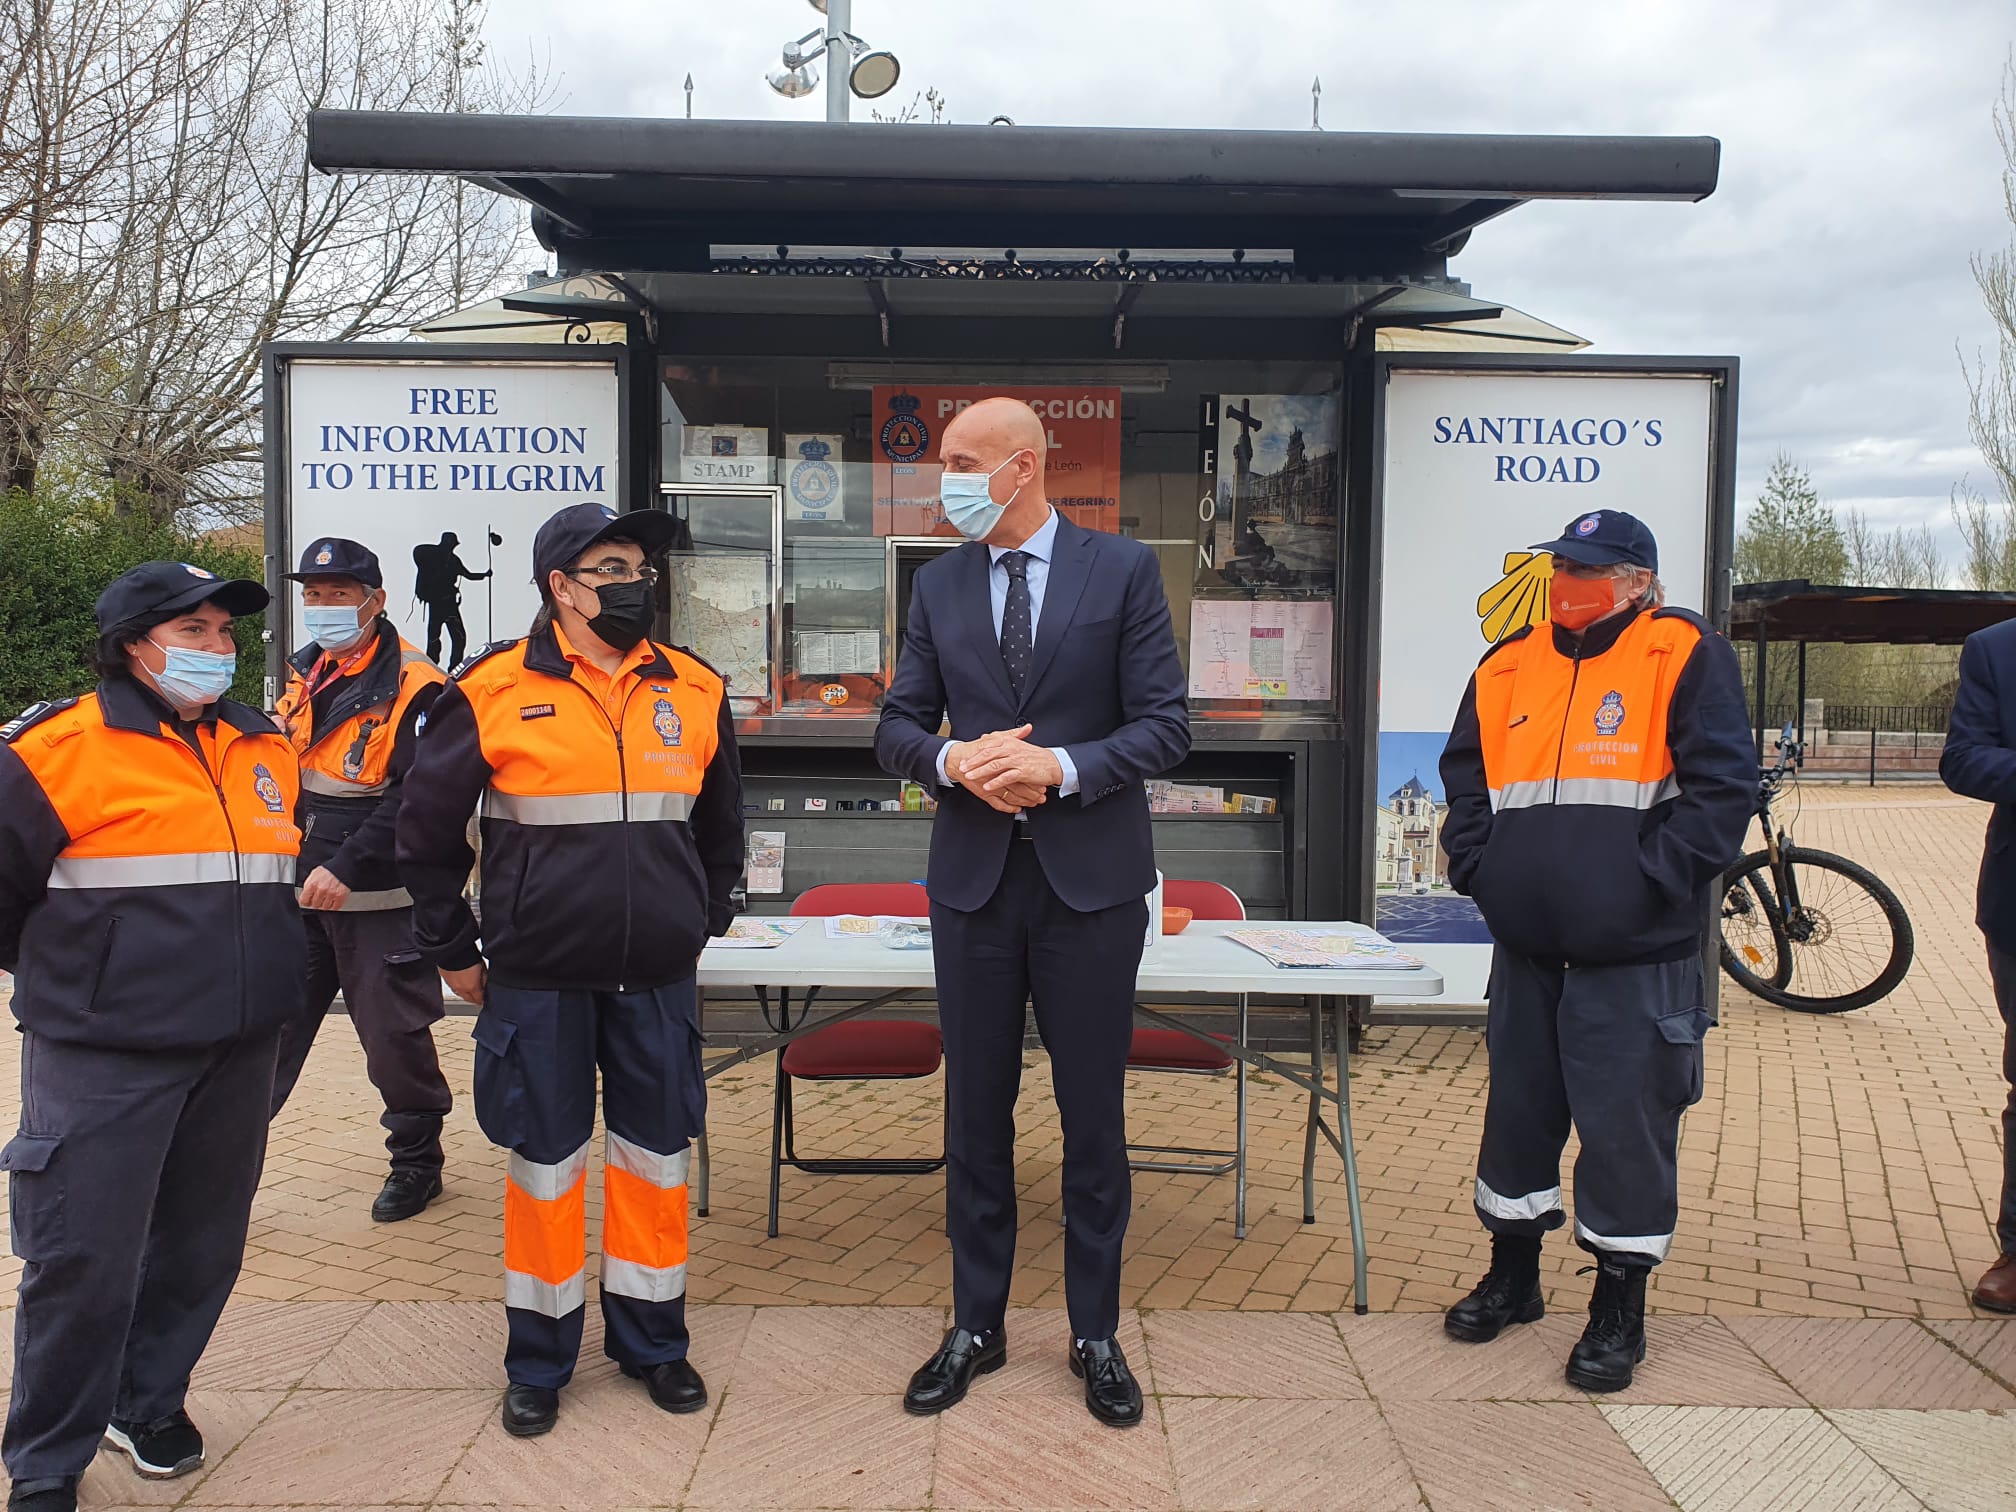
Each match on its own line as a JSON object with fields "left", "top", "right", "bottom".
{"left": 1445, "top": 1234, "right": 1545, "bottom": 1343}
{"left": 372, "top": 1168, "right": 443, "bottom": 1223}
{"left": 1565, "top": 1255, "right": 1650, "bottom": 1392}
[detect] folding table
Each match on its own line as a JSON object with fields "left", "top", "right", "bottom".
{"left": 692, "top": 919, "right": 1444, "bottom": 1313}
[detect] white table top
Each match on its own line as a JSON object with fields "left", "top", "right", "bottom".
{"left": 697, "top": 919, "right": 1444, "bottom": 998}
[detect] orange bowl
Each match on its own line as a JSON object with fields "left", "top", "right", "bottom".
{"left": 1161, "top": 905, "right": 1193, "bottom": 935}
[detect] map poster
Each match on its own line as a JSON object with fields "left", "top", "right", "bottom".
{"left": 783, "top": 433, "right": 846, "bottom": 522}
{"left": 1195, "top": 393, "right": 1341, "bottom": 593}
{"left": 871, "top": 385, "right": 1121, "bottom": 536}
{"left": 1187, "top": 599, "right": 1334, "bottom": 701}
{"left": 665, "top": 553, "right": 772, "bottom": 711}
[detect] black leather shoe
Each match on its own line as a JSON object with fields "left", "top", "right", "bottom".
{"left": 372, "top": 1169, "right": 443, "bottom": 1223}
{"left": 103, "top": 1408, "right": 203, "bottom": 1478}
{"left": 501, "top": 1384, "right": 559, "bottom": 1437}
{"left": 903, "top": 1327, "right": 1006, "bottom": 1415}
{"left": 7, "top": 1480, "right": 75, "bottom": 1512}
{"left": 1565, "top": 1257, "right": 1650, "bottom": 1393}
{"left": 621, "top": 1358, "right": 708, "bottom": 1414}
{"left": 1446, "top": 1235, "right": 1546, "bottom": 1343}
{"left": 1069, "top": 1338, "right": 1144, "bottom": 1428}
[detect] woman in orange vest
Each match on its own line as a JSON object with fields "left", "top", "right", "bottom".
{"left": 398, "top": 503, "right": 744, "bottom": 1440}
{"left": 269, "top": 537, "right": 452, "bottom": 1225}
{"left": 1438, "top": 510, "right": 1753, "bottom": 1394}
{"left": 0, "top": 563, "right": 304, "bottom": 1512}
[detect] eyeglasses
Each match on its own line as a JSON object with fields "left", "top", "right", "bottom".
{"left": 566, "top": 563, "right": 659, "bottom": 586}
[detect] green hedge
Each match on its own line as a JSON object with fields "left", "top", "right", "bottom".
{"left": 0, "top": 493, "right": 267, "bottom": 714}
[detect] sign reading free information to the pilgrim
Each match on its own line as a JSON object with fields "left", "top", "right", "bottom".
{"left": 282, "top": 355, "right": 621, "bottom": 652}
{"left": 1373, "top": 364, "right": 1723, "bottom": 1004}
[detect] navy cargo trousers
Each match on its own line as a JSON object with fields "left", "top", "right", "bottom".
{"left": 1471, "top": 948, "right": 1711, "bottom": 1264}
{"left": 3, "top": 1030, "right": 277, "bottom": 1481}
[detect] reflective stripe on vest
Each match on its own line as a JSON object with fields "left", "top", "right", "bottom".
{"left": 484, "top": 789, "right": 694, "bottom": 826}
{"left": 48, "top": 852, "right": 298, "bottom": 889}
{"left": 1490, "top": 774, "right": 1682, "bottom": 813}
{"left": 300, "top": 768, "right": 390, "bottom": 799}
{"left": 601, "top": 1131, "right": 690, "bottom": 1306}
{"left": 295, "top": 884, "right": 413, "bottom": 911}
{"left": 503, "top": 1140, "right": 590, "bottom": 1318}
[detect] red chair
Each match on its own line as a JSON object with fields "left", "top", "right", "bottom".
{"left": 1127, "top": 879, "right": 1251, "bottom": 1236}
{"left": 767, "top": 882, "right": 944, "bottom": 1237}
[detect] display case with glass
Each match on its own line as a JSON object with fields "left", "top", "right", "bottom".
{"left": 659, "top": 357, "right": 1344, "bottom": 727}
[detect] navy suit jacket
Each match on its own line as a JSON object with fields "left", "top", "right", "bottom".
{"left": 875, "top": 514, "right": 1192, "bottom": 913}
{"left": 1942, "top": 618, "right": 2016, "bottom": 953}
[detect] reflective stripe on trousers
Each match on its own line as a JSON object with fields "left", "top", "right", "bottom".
{"left": 1575, "top": 1218, "right": 1676, "bottom": 1263}
{"left": 503, "top": 1141, "right": 591, "bottom": 1318}
{"left": 1474, "top": 1177, "right": 1564, "bottom": 1223}
{"left": 47, "top": 852, "right": 297, "bottom": 888}
{"left": 1489, "top": 775, "right": 1681, "bottom": 812}
{"left": 600, "top": 1131, "right": 690, "bottom": 1304}
{"left": 483, "top": 789, "right": 695, "bottom": 825}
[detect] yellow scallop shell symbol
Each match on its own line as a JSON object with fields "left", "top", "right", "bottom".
{"left": 1476, "top": 550, "right": 1554, "bottom": 644}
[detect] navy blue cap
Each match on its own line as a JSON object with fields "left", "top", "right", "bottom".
{"left": 1531, "top": 509, "right": 1658, "bottom": 573}
{"left": 532, "top": 503, "right": 680, "bottom": 585}
{"left": 284, "top": 536, "right": 382, "bottom": 590}
{"left": 95, "top": 561, "right": 268, "bottom": 632}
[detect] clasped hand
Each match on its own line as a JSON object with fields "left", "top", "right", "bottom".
{"left": 946, "top": 724, "right": 1063, "bottom": 815}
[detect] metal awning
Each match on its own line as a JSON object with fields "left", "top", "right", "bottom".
{"left": 1730, "top": 580, "right": 2016, "bottom": 646}
{"left": 310, "top": 111, "right": 1719, "bottom": 275}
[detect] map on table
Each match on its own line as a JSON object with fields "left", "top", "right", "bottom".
{"left": 1225, "top": 929, "right": 1424, "bottom": 971}
{"left": 710, "top": 918, "right": 809, "bottom": 949}
{"left": 823, "top": 914, "right": 930, "bottom": 939}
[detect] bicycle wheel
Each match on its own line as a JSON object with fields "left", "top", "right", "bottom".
{"left": 1720, "top": 847, "right": 1914, "bottom": 1013}
{"left": 1719, "top": 856, "right": 1791, "bottom": 994}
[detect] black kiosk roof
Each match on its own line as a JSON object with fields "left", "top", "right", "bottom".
{"left": 306, "top": 112, "right": 1720, "bottom": 274}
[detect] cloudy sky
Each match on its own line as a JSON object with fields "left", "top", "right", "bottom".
{"left": 481, "top": 0, "right": 2014, "bottom": 560}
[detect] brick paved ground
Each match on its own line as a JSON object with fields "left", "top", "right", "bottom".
{"left": 1, "top": 783, "right": 2013, "bottom": 1507}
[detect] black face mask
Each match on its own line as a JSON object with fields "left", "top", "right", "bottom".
{"left": 579, "top": 578, "right": 655, "bottom": 652}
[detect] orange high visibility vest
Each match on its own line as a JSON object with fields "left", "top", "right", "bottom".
{"left": 277, "top": 632, "right": 444, "bottom": 800}
{"left": 1474, "top": 610, "right": 1703, "bottom": 815}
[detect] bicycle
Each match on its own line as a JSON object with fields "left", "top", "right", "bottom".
{"left": 1718, "top": 724, "right": 1915, "bottom": 1013}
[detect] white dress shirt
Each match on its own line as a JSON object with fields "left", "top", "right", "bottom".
{"left": 934, "top": 508, "right": 1081, "bottom": 797}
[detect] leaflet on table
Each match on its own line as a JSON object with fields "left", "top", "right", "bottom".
{"left": 1225, "top": 928, "right": 1424, "bottom": 971}
{"left": 711, "top": 918, "right": 810, "bottom": 949}
{"left": 824, "top": 914, "right": 931, "bottom": 938}
{"left": 1187, "top": 599, "right": 1334, "bottom": 701}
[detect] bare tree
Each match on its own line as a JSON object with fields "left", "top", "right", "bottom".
{"left": 3, "top": 0, "right": 544, "bottom": 521}
{"left": 0, "top": 0, "right": 232, "bottom": 496}
{"left": 1966, "top": 54, "right": 2016, "bottom": 516}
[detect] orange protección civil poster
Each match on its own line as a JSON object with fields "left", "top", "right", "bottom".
{"left": 871, "top": 385, "right": 1122, "bottom": 536}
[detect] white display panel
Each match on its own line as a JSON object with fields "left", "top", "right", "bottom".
{"left": 1375, "top": 367, "right": 1722, "bottom": 1003}
{"left": 282, "top": 356, "right": 621, "bottom": 652}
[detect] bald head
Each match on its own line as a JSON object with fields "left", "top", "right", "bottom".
{"left": 941, "top": 397, "right": 1047, "bottom": 475}
{"left": 937, "top": 395, "right": 1052, "bottom": 547}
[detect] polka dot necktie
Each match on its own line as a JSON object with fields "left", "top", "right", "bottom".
{"left": 1000, "top": 551, "right": 1033, "bottom": 698}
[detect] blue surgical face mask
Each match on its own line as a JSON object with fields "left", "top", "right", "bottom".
{"left": 939, "top": 450, "right": 1029, "bottom": 540}
{"left": 148, "top": 638, "right": 236, "bottom": 709}
{"left": 303, "top": 604, "right": 370, "bottom": 651}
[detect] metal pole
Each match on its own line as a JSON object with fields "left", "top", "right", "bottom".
{"left": 1869, "top": 726, "right": 1877, "bottom": 788}
{"left": 824, "top": 0, "right": 851, "bottom": 122}
{"left": 1753, "top": 621, "right": 1768, "bottom": 760}
{"left": 1795, "top": 641, "right": 1807, "bottom": 745}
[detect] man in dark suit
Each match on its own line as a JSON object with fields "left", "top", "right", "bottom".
{"left": 1940, "top": 616, "right": 2016, "bottom": 1312}
{"left": 876, "top": 397, "right": 1190, "bottom": 1426}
